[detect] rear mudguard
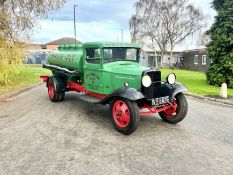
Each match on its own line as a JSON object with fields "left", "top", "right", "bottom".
{"left": 97, "top": 82, "right": 187, "bottom": 105}
{"left": 97, "top": 87, "right": 145, "bottom": 105}
{"left": 160, "top": 82, "right": 188, "bottom": 102}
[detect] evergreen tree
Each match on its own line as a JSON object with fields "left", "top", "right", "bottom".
{"left": 206, "top": 0, "right": 233, "bottom": 88}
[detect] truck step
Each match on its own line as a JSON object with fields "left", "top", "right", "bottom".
{"left": 78, "top": 94, "right": 100, "bottom": 104}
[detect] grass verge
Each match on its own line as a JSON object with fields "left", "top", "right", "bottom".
{"left": 0, "top": 65, "right": 51, "bottom": 95}
{"left": 161, "top": 69, "right": 233, "bottom": 97}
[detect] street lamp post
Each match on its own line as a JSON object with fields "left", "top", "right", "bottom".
{"left": 74, "top": 5, "right": 78, "bottom": 46}
{"left": 121, "top": 29, "right": 124, "bottom": 42}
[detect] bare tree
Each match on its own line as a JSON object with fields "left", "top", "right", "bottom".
{"left": 130, "top": 0, "right": 206, "bottom": 68}
{"left": 130, "top": 0, "right": 169, "bottom": 69}
{"left": 162, "top": 0, "right": 206, "bottom": 68}
{"left": 196, "top": 32, "right": 211, "bottom": 46}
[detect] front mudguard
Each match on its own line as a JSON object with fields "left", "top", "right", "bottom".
{"left": 97, "top": 87, "right": 145, "bottom": 105}
{"left": 160, "top": 82, "right": 188, "bottom": 102}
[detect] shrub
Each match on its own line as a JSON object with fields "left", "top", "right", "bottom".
{"left": 0, "top": 40, "right": 25, "bottom": 85}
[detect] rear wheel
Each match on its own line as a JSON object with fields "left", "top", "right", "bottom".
{"left": 110, "top": 98, "right": 140, "bottom": 135}
{"left": 159, "top": 93, "right": 188, "bottom": 124}
{"left": 47, "top": 77, "right": 65, "bottom": 102}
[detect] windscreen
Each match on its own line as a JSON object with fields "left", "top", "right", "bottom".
{"left": 103, "top": 48, "right": 139, "bottom": 63}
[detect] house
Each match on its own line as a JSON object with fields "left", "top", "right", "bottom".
{"left": 140, "top": 51, "right": 183, "bottom": 68}
{"left": 46, "top": 37, "right": 81, "bottom": 50}
{"left": 182, "top": 48, "right": 211, "bottom": 72}
{"left": 140, "top": 47, "right": 211, "bottom": 72}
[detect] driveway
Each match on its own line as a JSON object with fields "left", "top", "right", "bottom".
{"left": 0, "top": 84, "right": 233, "bottom": 175}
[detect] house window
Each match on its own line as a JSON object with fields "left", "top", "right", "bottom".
{"left": 178, "top": 57, "right": 181, "bottom": 62}
{"left": 157, "top": 56, "right": 161, "bottom": 62}
{"left": 194, "top": 55, "right": 198, "bottom": 65}
{"left": 202, "top": 55, "right": 207, "bottom": 65}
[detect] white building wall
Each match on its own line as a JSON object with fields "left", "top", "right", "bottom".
{"left": 139, "top": 53, "right": 149, "bottom": 67}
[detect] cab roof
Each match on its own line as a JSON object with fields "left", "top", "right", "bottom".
{"left": 83, "top": 42, "right": 140, "bottom": 48}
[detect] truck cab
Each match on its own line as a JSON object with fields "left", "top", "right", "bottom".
{"left": 82, "top": 42, "right": 144, "bottom": 94}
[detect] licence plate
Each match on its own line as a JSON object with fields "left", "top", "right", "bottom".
{"left": 152, "top": 96, "right": 170, "bottom": 106}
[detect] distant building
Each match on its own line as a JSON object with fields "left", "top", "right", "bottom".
{"left": 182, "top": 48, "right": 211, "bottom": 72}
{"left": 25, "top": 50, "right": 52, "bottom": 64}
{"left": 46, "top": 37, "right": 81, "bottom": 50}
{"left": 141, "top": 51, "right": 183, "bottom": 69}
{"left": 141, "top": 47, "right": 211, "bottom": 72}
{"left": 24, "top": 37, "right": 81, "bottom": 64}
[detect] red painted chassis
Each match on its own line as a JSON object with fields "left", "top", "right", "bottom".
{"left": 40, "top": 76, "right": 177, "bottom": 117}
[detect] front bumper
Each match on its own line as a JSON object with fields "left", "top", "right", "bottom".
{"left": 142, "top": 82, "right": 188, "bottom": 104}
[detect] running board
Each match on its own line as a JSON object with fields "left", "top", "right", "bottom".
{"left": 78, "top": 94, "right": 101, "bottom": 104}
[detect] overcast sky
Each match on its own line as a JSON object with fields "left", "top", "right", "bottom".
{"left": 32, "top": 0, "right": 216, "bottom": 49}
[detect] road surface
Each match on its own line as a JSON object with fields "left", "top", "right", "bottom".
{"left": 0, "top": 84, "right": 233, "bottom": 175}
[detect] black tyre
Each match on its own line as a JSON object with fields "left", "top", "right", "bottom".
{"left": 110, "top": 98, "right": 140, "bottom": 135}
{"left": 159, "top": 93, "right": 188, "bottom": 124}
{"left": 47, "top": 77, "right": 65, "bottom": 102}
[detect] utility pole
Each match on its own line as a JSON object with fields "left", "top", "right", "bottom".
{"left": 121, "top": 29, "right": 124, "bottom": 42}
{"left": 74, "top": 5, "right": 78, "bottom": 45}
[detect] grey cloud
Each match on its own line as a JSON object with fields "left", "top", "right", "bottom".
{"left": 49, "top": 0, "right": 137, "bottom": 28}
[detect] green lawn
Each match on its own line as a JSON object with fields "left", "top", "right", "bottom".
{"left": 161, "top": 69, "right": 233, "bottom": 97}
{"left": 0, "top": 65, "right": 51, "bottom": 95}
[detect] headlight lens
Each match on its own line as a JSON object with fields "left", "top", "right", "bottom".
{"left": 142, "top": 75, "right": 152, "bottom": 87}
{"left": 166, "top": 73, "right": 176, "bottom": 84}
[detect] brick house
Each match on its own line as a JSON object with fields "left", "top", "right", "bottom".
{"left": 182, "top": 48, "right": 211, "bottom": 72}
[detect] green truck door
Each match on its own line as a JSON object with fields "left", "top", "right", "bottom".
{"left": 83, "top": 48, "right": 103, "bottom": 93}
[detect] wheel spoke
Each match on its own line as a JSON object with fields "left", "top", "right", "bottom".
{"left": 121, "top": 103, "right": 128, "bottom": 113}
{"left": 121, "top": 111, "right": 130, "bottom": 123}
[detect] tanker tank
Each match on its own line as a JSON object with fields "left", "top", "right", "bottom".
{"left": 47, "top": 44, "right": 84, "bottom": 74}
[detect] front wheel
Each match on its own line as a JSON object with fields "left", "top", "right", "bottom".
{"left": 159, "top": 93, "right": 188, "bottom": 124}
{"left": 110, "top": 98, "right": 140, "bottom": 135}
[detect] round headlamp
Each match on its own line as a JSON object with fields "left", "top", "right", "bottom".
{"left": 166, "top": 73, "right": 176, "bottom": 84}
{"left": 142, "top": 75, "right": 152, "bottom": 87}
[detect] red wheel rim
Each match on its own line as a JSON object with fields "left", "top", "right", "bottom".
{"left": 164, "top": 99, "right": 178, "bottom": 117}
{"left": 112, "top": 100, "right": 130, "bottom": 128}
{"left": 48, "top": 82, "right": 54, "bottom": 99}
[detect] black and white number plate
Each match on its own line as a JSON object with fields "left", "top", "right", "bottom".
{"left": 152, "top": 96, "right": 170, "bottom": 106}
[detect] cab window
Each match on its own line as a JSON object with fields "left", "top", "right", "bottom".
{"left": 103, "top": 48, "right": 139, "bottom": 63}
{"left": 86, "top": 48, "right": 101, "bottom": 64}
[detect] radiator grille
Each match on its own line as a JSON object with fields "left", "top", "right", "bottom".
{"left": 141, "top": 70, "right": 161, "bottom": 99}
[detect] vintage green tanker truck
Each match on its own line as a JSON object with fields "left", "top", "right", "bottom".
{"left": 41, "top": 42, "right": 188, "bottom": 135}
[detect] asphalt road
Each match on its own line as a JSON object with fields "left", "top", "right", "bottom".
{"left": 0, "top": 84, "right": 233, "bottom": 175}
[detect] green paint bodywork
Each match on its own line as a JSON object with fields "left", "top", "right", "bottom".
{"left": 48, "top": 42, "right": 148, "bottom": 95}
